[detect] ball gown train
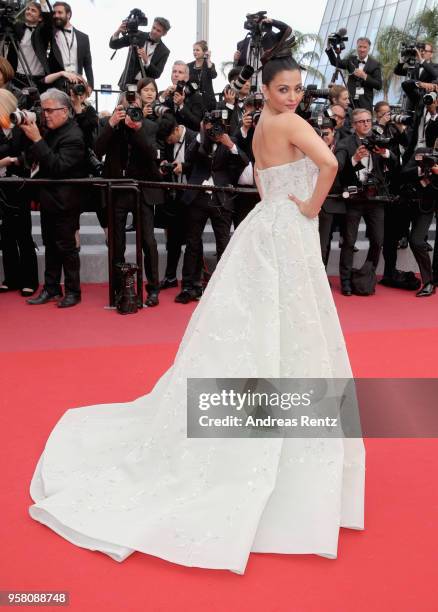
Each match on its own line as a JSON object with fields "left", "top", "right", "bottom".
{"left": 29, "top": 157, "right": 365, "bottom": 574}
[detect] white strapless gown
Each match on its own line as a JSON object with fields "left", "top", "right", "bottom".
{"left": 29, "top": 158, "right": 365, "bottom": 574}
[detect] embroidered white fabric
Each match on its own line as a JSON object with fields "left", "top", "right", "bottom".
{"left": 29, "top": 158, "right": 365, "bottom": 574}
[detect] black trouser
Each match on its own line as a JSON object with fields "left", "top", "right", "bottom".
{"left": 40, "top": 208, "right": 80, "bottom": 296}
{"left": 113, "top": 192, "right": 159, "bottom": 292}
{"left": 319, "top": 207, "right": 347, "bottom": 268}
{"left": 161, "top": 197, "right": 189, "bottom": 280}
{"left": 182, "top": 193, "right": 232, "bottom": 289}
{"left": 232, "top": 192, "right": 258, "bottom": 229}
{"left": 0, "top": 201, "right": 38, "bottom": 290}
{"left": 339, "top": 200, "right": 384, "bottom": 285}
{"left": 382, "top": 200, "right": 411, "bottom": 277}
{"left": 409, "top": 203, "right": 435, "bottom": 285}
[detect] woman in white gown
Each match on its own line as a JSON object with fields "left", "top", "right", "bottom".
{"left": 29, "top": 38, "right": 365, "bottom": 575}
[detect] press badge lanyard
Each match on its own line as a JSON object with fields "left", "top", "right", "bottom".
{"left": 62, "top": 29, "right": 75, "bottom": 70}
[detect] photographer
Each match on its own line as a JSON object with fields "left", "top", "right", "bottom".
{"left": 21, "top": 88, "right": 87, "bottom": 308}
{"left": 159, "top": 62, "right": 204, "bottom": 131}
{"left": 217, "top": 67, "right": 252, "bottom": 136}
{"left": 7, "top": 0, "right": 52, "bottom": 92}
{"left": 155, "top": 114, "right": 198, "bottom": 290}
{"left": 48, "top": 2, "right": 94, "bottom": 89}
{"left": 95, "top": 92, "right": 163, "bottom": 307}
{"left": 328, "top": 85, "right": 352, "bottom": 130}
{"left": 402, "top": 80, "right": 438, "bottom": 161}
{"left": 232, "top": 95, "right": 260, "bottom": 227}
{"left": 0, "top": 89, "right": 39, "bottom": 296}
{"left": 317, "top": 118, "right": 346, "bottom": 269}
{"left": 187, "top": 40, "right": 217, "bottom": 111}
{"left": 326, "top": 37, "right": 382, "bottom": 111}
{"left": 234, "top": 14, "right": 289, "bottom": 67}
{"left": 336, "top": 108, "right": 395, "bottom": 295}
{"left": 399, "top": 91, "right": 438, "bottom": 297}
{"left": 175, "top": 112, "right": 249, "bottom": 303}
{"left": 110, "top": 15, "right": 171, "bottom": 89}
{"left": 373, "top": 101, "right": 419, "bottom": 290}
{"left": 395, "top": 42, "right": 438, "bottom": 83}
{"left": 136, "top": 77, "right": 159, "bottom": 120}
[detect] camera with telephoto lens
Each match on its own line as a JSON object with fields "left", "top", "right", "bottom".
{"left": 244, "top": 11, "right": 268, "bottom": 36}
{"left": 328, "top": 28, "right": 348, "bottom": 53}
{"left": 304, "top": 84, "right": 331, "bottom": 101}
{"left": 309, "top": 114, "right": 336, "bottom": 137}
{"left": 125, "top": 8, "right": 148, "bottom": 37}
{"left": 204, "top": 109, "right": 228, "bottom": 138}
{"left": 415, "top": 147, "right": 438, "bottom": 177}
{"left": 228, "top": 65, "right": 254, "bottom": 95}
{"left": 65, "top": 81, "right": 86, "bottom": 96}
{"left": 361, "top": 125, "right": 392, "bottom": 152}
{"left": 423, "top": 91, "right": 437, "bottom": 106}
{"left": 10, "top": 105, "right": 43, "bottom": 127}
{"left": 390, "top": 111, "right": 414, "bottom": 126}
{"left": 151, "top": 100, "right": 172, "bottom": 118}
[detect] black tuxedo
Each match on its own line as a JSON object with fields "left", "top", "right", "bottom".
{"left": 26, "top": 119, "right": 87, "bottom": 296}
{"left": 402, "top": 80, "right": 438, "bottom": 161}
{"left": 180, "top": 136, "right": 248, "bottom": 289}
{"left": 158, "top": 127, "right": 198, "bottom": 281}
{"left": 394, "top": 59, "right": 438, "bottom": 83}
{"left": 49, "top": 27, "right": 94, "bottom": 88}
{"left": 8, "top": 14, "right": 52, "bottom": 80}
{"left": 109, "top": 31, "right": 170, "bottom": 88}
{"left": 172, "top": 92, "right": 205, "bottom": 131}
{"left": 336, "top": 133, "right": 393, "bottom": 286}
{"left": 326, "top": 48, "right": 382, "bottom": 111}
{"left": 95, "top": 117, "right": 163, "bottom": 292}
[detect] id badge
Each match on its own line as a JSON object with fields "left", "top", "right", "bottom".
{"left": 356, "top": 87, "right": 365, "bottom": 96}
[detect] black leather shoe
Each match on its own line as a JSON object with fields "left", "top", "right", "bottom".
{"left": 175, "top": 289, "right": 197, "bottom": 304}
{"left": 159, "top": 278, "right": 178, "bottom": 289}
{"left": 27, "top": 289, "right": 62, "bottom": 305}
{"left": 341, "top": 284, "right": 352, "bottom": 296}
{"left": 144, "top": 291, "right": 159, "bottom": 307}
{"left": 57, "top": 293, "right": 81, "bottom": 308}
{"left": 416, "top": 283, "right": 436, "bottom": 297}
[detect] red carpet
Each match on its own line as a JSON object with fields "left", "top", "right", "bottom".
{"left": 1, "top": 281, "right": 437, "bottom": 611}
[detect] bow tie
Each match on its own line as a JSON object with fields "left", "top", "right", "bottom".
{"left": 62, "top": 28, "right": 72, "bottom": 34}
{"left": 359, "top": 60, "right": 366, "bottom": 65}
{"left": 25, "top": 25, "right": 36, "bottom": 31}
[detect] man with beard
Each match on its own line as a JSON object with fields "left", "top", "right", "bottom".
{"left": 48, "top": 2, "right": 94, "bottom": 89}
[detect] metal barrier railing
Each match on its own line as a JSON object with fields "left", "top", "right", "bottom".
{"left": 0, "top": 177, "right": 258, "bottom": 307}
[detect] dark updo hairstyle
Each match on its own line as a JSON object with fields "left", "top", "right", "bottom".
{"left": 261, "top": 26, "right": 301, "bottom": 85}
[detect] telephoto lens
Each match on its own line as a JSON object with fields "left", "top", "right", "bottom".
{"left": 423, "top": 91, "right": 437, "bottom": 106}
{"left": 9, "top": 109, "right": 36, "bottom": 126}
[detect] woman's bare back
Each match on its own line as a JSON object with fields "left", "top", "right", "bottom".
{"left": 252, "top": 111, "right": 305, "bottom": 171}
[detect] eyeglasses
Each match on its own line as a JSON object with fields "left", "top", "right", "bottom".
{"left": 41, "top": 107, "right": 67, "bottom": 115}
{"left": 354, "top": 118, "right": 372, "bottom": 125}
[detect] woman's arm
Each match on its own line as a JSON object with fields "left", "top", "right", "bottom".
{"left": 254, "top": 166, "right": 263, "bottom": 199}
{"left": 282, "top": 114, "right": 338, "bottom": 218}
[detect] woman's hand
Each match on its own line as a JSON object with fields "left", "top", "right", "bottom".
{"left": 288, "top": 193, "right": 319, "bottom": 219}
{"left": 143, "top": 104, "right": 153, "bottom": 117}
